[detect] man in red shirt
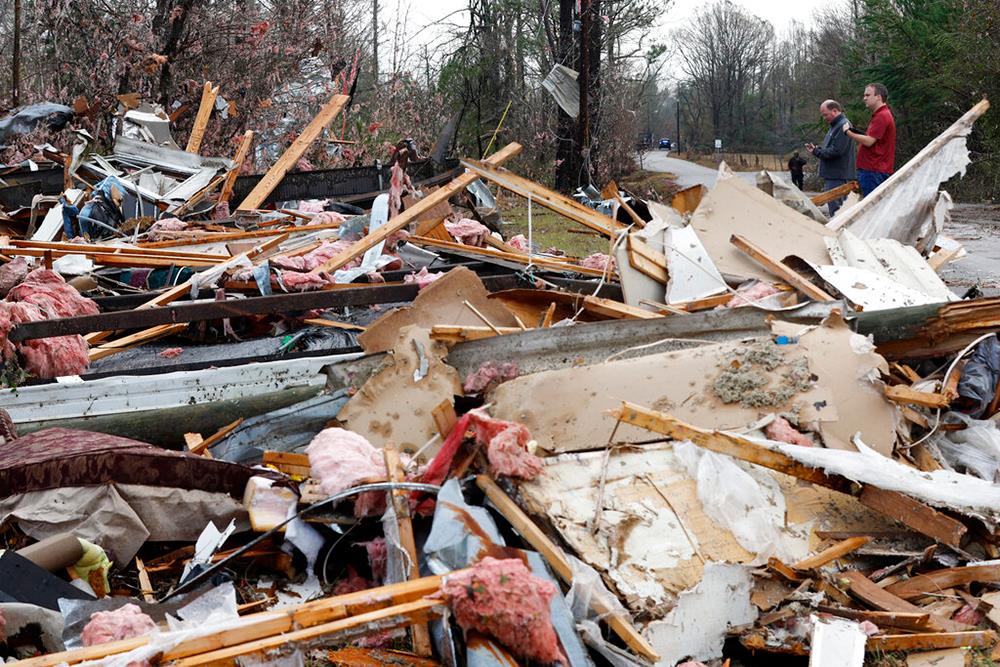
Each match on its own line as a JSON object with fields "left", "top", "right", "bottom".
{"left": 844, "top": 82, "right": 896, "bottom": 197}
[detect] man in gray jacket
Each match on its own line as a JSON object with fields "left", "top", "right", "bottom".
{"left": 806, "top": 99, "right": 856, "bottom": 217}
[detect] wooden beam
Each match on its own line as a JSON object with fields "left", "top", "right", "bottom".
{"left": 730, "top": 234, "right": 835, "bottom": 301}
{"left": 839, "top": 570, "right": 969, "bottom": 634}
{"left": 0, "top": 247, "right": 224, "bottom": 268}
{"left": 810, "top": 181, "right": 857, "bottom": 207}
{"left": 186, "top": 81, "right": 220, "bottom": 153}
{"left": 583, "top": 295, "right": 660, "bottom": 319}
{"left": 237, "top": 93, "right": 351, "bottom": 211}
{"left": 475, "top": 475, "right": 660, "bottom": 662}
{"left": 408, "top": 234, "right": 610, "bottom": 278}
{"left": 219, "top": 130, "right": 254, "bottom": 204}
{"left": 429, "top": 324, "right": 522, "bottom": 344}
{"left": 883, "top": 385, "right": 951, "bottom": 409}
{"left": 829, "top": 99, "right": 990, "bottom": 232}
{"left": 88, "top": 323, "right": 187, "bottom": 361}
{"left": 792, "top": 537, "right": 872, "bottom": 571}
{"left": 9, "top": 240, "right": 227, "bottom": 261}
{"left": 884, "top": 564, "right": 1000, "bottom": 601}
{"left": 139, "top": 224, "right": 340, "bottom": 248}
{"left": 169, "top": 599, "right": 446, "bottom": 666}
{"left": 16, "top": 573, "right": 455, "bottom": 667}
{"left": 383, "top": 446, "right": 433, "bottom": 657}
{"left": 814, "top": 606, "right": 930, "bottom": 633}
{"left": 462, "top": 158, "right": 624, "bottom": 237}
{"left": 857, "top": 486, "right": 966, "bottom": 549}
{"left": 602, "top": 180, "right": 645, "bottom": 228}
{"left": 309, "top": 143, "right": 522, "bottom": 274}
{"left": 613, "top": 402, "right": 969, "bottom": 547}
{"left": 626, "top": 234, "right": 668, "bottom": 283}
{"left": 303, "top": 318, "right": 367, "bottom": 331}
{"left": 866, "top": 631, "right": 995, "bottom": 652}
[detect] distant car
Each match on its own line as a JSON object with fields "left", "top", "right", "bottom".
{"left": 658, "top": 138, "right": 671, "bottom": 150}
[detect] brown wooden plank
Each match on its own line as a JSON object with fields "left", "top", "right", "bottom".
{"left": 237, "top": 94, "right": 350, "bottom": 211}
{"left": 583, "top": 295, "right": 660, "bottom": 319}
{"left": 884, "top": 564, "right": 1000, "bottom": 601}
{"left": 475, "top": 475, "right": 660, "bottom": 663}
{"left": 307, "top": 143, "right": 522, "bottom": 274}
{"left": 219, "top": 130, "right": 255, "bottom": 203}
{"left": 839, "top": 570, "right": 969, "bottom": 633}
{"left": 186, "top": 81, "right": 220, "bottom": 153}
{"left": 866, "top": 631, "right": 995, "bottom": 652}
{"left": 792, "top": 536, "right": 872, "bottom": 571}
{"left": 814, "top": 606, "right": 930, "bottom": 632}
{"left": 384, "top": 446, "right": 433, "bottom": 657}
{"left": 730, "top": 234, "right": 834, "bottom": 301}
{"left": 810, "top": 181, "right": 857, "bottom": 206}
{"left": 135, "top": 557, "right": 155, "bottom": 603}
{"left": 858, "top": 486, "right": 966, "bottom": 548}
{"left": 883, "top": 385, "right": 951, "bottom": 409}
{"left": 626, "top": 234, "right": 668, "bottom": 283}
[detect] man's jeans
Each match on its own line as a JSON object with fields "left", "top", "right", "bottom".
{"left": 857, "top": 169, "right": 890, "bottom": 197}
{"left": 823, "top": 178, "right": 850, "bottom": 217}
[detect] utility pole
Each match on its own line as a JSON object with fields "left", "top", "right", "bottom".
{"left": 12, "top": 0, "right": 22, "bottom": 107}
{"left": 372, "top": 0, "right": 379, "bottom": 84}
{"left": 579, "top": 0, "right": 591, "bottom": 163}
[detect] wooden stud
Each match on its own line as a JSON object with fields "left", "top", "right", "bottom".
{"left": 431, "top": 400, "right": 458, "bottom": 439}
{"left": 219, "top": 130, "right": 255, "bottom": 204}
{"left": 383, "top": 446, "right": 433, "bottom": 657}
{"left": 883, "top": 385, "right": 951, "bottom": 409}
{"left": 626, "top": 234, "right": 668, "bottom": 283}
{"left": 810, "top": 181, "right": 858, "bottom": 207}
{"left": 309, "top": 143, "right": 523, "bottom": 274}
{"left": 139, "top": 224, "right": 340, "bottom": 248}
{"left": 839, "top": 570, "right": 969, "bottom": 633}
{"left": 541, "top": 302, "right": 557, "bottom": 327}
{"left": 237, "top": 94, "right": 351, "bottom": 211}
{"left": 475, "top": 475, "right": 660, "bottom": 662}
{"left": 582, "top": 295, "right": 660, "bottom": 320}
{"left": 303, "top": 318, "right": 367, "bottom": 331}
{"left": 135, "top": 557, "right": 155, "bottom": 603}
{"left": 884, "top": 564, "right": 1000, "bottom": 601}
{"left": 730, "top": 234, "right": 835, "bottom": 302}
{"left": 792, "top": 536, "right": 872, "bottom": 571}
{"left": 814, "top": 607, "right": 930, "bottom": 632}
{"left": 185, "top": 82, "right": 220, "bottom": 154}
{"left": 602, "top": 180, "right": 645, "bottom": 228}
{"left": 866, "top": 631, "right": 995, "bottom": 652}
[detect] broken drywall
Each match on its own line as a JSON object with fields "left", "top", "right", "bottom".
{"left": 644, "top": 563, "right": 757, "bottom": 666}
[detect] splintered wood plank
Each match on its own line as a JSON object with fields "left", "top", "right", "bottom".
{"left": 582, "top": 295, "right": 660, "bottom": 319}
{"left": 475, "top": 475, "right": 660, "bottom": 663}
{"left": 462, "top": 158, "right": 625, "bottom": 237}
{"left": 883, "top": 385, "right": 951, "bottom": 409}
{"left": 884, "top": 564, "right": 1000, "bottom": 601}
{"left": 186, "top": 81, "right": 220, "bottom": 153}
{"left": 810, "top": 181, "right": 857, "bottom": 206}
{"left": 730, "top": 234, "right": 834, "bottom": 302}
{"left": 308, "top": 142, "right": 522, "bottom": 274}
{"left": 135, "top": 557, "right": 155, "bottom": 603}
{"left": 839, "top": 571, "right": 968, "bottom": 633}
{"left": 88, "top": 323, "right": 187, "bottom": 361}
{"left": 602, "top": 179, "right": 645, "bottom": 228}
{"left": 814, "top": 606, "right": 930, "bottom": 633}
{"left": 792, "top": 537, "right": 872, "bottom": 571}
{"left": 237, "top": 93, "right": 350, "bottom": 211}
{"left": 219, "top": 130, "right": 254, "bottom": 203}
{"left": 866, "top": 631, "right": 995, "bottom": 652}
{"left": 431, "top": 400, "right": 457, "bottom": 439}
{"left": 303, "top": 318, "right": 367, "bottom": 331}
{"left": 857, "top": 486, "right": 966, "bottom": 548}
{"left": 384, "top": 446, "right": 432, "bottom": 657}
{"left": 189, "top": 418, "right": 243, "bottom": 455}
{"left": 627, "top": 234, "right": 668, "bottom": 283}
{"left": 262, "top": 451, "right": 311, "bottom": 477}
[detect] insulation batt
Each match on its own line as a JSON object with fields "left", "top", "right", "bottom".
{"left": 764, "top": 416, "right": 814, "bottom": 447}
{"left": 0, "top": 257, "right": 29, "bottom": 297}
{"left": 403, "top": 267, "right": 445, "bottom": 289}
{"left": 81, "top": 604, "right": 156, "bottom": 646}
{"left": 445, "top": 218, "right": 491, "bottom": 246}
{"left": 471, "top": 411, "right": 543, "bottom": 480}
{"left": 360, "top": 537, "right": 387, "bottom": 582}
{"left": 297, "top": 199, "right": 328, "bottom": 213}
{"left": 463, "top": 360, "right": 519, "bottom": 394}
{"left": 723, "top": 281, "right": 781, "bottom": 308}
{"left": 281, "top": 271, "right": 329, "bottom": 291}
{"left": 309, "top": 210, "right": 347, "bottom": 226}
{"left": 441, "top": 557, "right": 566, "bottom": 666}
{"left": 578, "top": 252, "right": 615, "bottom": 272}
{"left": 507, "top": 234, "right": 530, "bottom": 252}
{"left": 0, "top": 268, "right": 98, "bottom": 378}
{"left": 147, "top": 217, "right": 187, "bottom": 240}
{"left": 306, "top": 428, "right": 387, "bottom": 496}
{"left": 273, "top": 239, "right": 361, "bottom": 272}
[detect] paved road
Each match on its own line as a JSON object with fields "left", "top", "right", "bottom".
{"left": 640, "top": 150, "right": 790, "bottom": 188}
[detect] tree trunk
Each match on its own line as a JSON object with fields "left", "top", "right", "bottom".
{"left": 554, "top": 0, "right": 579, "bottom": 192}
{"left": 12, "top": 0, "right": 21, "bottom": 107}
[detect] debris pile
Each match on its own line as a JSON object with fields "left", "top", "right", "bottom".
{"left": 1, "top": 86, "right": 1000, "bottom": 667}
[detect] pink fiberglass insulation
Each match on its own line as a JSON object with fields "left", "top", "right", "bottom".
{"left": 507, "top": 234, "right": 529, "bottom": 252}
{"left": 147, "top": 218, "right": 187, "bottom": 240}
{"left": 445, "top": 219, "right": 490, "bottom": 247}
{"left": 7, "top": 268, "right": 100, "bottom": 319}
{"left": 360, "top": 537, "right": 387, "bottom": 581}
{"left": 954, "top": 604, "right": 984, "bottom": 626}
{"left": 306, "top": 427, "right": 387, "bottom": 496}
{"left": 469, "top": 410, "right": 542, "bottom": 480}
{"left": 858, "top": 621, "right": 880, "bottom": 637}
{"left": 158, "top": 347, "right": 184, "bottom": 359}
{"left": 403, "top": 267, "right": 445, "bottom": 290}
{"left": 723, "top": 281, "right": 782, "bottom": 308}
{"left": 463, "top": 360, "right": 519, "bottom": 394}
{"left": 281, "top": 271, "right": 329, "bottom": 291}
{"left": 309, "top": 210, "right": 347, "bottom": 226}
{"left": 0, "top": 257, "right": 29, "bottom": 297}
{"left": 764, "top": 416, "right": 814, "bottom": 447}
{"left": 273, "top": 239, "right": 361, "bottom": 273}
{"left": 81, "top": 604, "right": 156, "bottom": 646}
{"left": 441, "top": 557, "right": 566, "bottom": 666}
{"left": 333, "top": 565, "right": 373, "bottom": 595}
{"left": 578, "top": 253, "right": 615, "bottom": 273}
{"left": 19, "top": 336, "right": 90, "bottom": 378}
{"left": 297, "top": 199, "right": 329, "bottom": 213}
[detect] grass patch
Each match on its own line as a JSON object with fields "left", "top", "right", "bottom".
{"left": 619, "top": 169, "right": 680, "bottom": 202}
{"left": 498, "top": 202, "right": 611, "bottom": 258}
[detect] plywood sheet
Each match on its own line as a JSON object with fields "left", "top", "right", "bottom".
{"left": 688, "top": 175, "right": 834, "bottom": 282}
{"left": 357, "top": 267, "right": 519, "bottom": 353}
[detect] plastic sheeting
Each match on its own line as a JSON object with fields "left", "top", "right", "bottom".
{"left": 956, "top": 335, "right": 1000, "bottom": 418}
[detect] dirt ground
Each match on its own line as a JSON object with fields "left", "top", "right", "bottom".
{"left": 939, "top": 203, "right": 1000, "bottom": 295}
